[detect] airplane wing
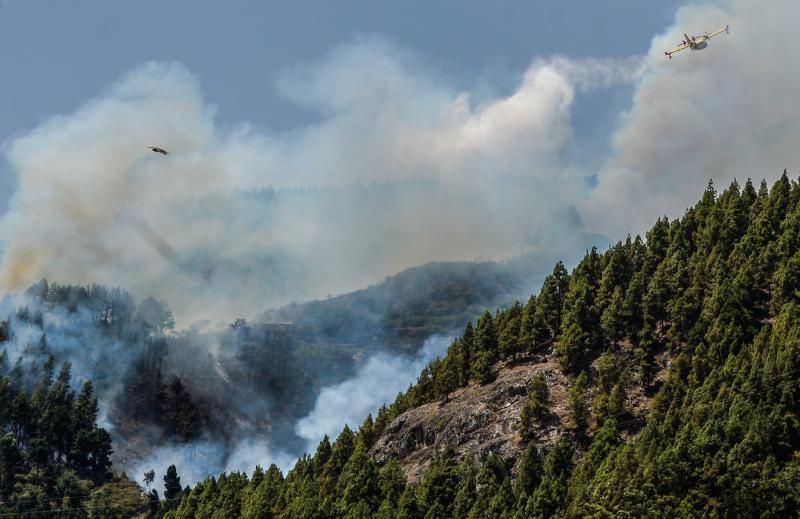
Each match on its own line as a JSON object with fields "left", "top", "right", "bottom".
{"left": 707, "top": 25, "right": 730, "bottom": 39}
{"left": 665, "top": 42, "right": 689, "bottom": 58}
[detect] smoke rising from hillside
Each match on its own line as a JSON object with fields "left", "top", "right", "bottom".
{"left": 126, "top": 335, "right": 453, "bottom": 486}
{"left": 585, "top": 0, "right": 800, "bottom": 238}
{"left": 0, "top": 39, "right": 640, "bottom": 325}
{"left": 0, "top": 286, "right": 446, "bottom": 486}
{"left": 296, "top": 335, "right": 450, "bottom": 453}
{"left": 129, "top": 438, "right": 297, "bottom": 489}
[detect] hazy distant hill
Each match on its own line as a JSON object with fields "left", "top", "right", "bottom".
{"left": 264, "top": 260, "right": 531, "bottom": 351}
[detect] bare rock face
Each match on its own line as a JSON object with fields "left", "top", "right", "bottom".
{"left": 369, "top": 356, "right": 571, "bottom": 481}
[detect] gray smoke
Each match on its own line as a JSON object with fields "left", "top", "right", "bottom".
{"left": 585, "top": 0, "right": 800, "bottom": 238}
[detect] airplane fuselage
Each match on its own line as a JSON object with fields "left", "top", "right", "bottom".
{"left": 666, "top": 25, "right": 727, "bottom": 59}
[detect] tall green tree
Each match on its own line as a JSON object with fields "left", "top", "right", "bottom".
{"left": 532, "top": 262, "right": 570, "bottom": 345}
{"left": 568, "top": 371, "right": 590, "bottom": 434}
{"left": 517, "top": 373, "right": 550, "bottom": 441}
{"left": 164, "top": 464, "right": 183, "bottom": 501}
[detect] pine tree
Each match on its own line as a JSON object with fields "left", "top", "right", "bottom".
{"left": 358, "top": 414, "right": 377, "bottom": 448}
{"left": 452, "top": 456, "right": 478, "bottom": 518}
{"left": 594, "top": 353, "right": 628, "bottom": 423}
{"left": 337, "top": 439, "right": 380, "bottom": 515}
{"left": 312, "top": 435, "right": 332, "bottom": 476}
{"left": 435, "top": 354, "right": 461, "bottom": 402}
{"left": 601, "top": 286, "right": 626, "bottom": 348}
{"left": 518, "top": 295, "right": 538, "bottom": 353}
{"left": 471, "top": 350, "right": 496, "bottom": 385}
{"left": 487, "top": 478, "right": 515, "bottom": 518}
{"left": 378, "top": 460, "right": 406, "bottom": 510}
{"left": 517, "top": 373, "right": 550, "bottom": 441}
{"left": 515, "top": 443, "right": 544, "bottom": 502}
{"left": 320, "top": 425, "right": 356, "bottom": 498}
{"left": 0, "top": 433, "right": 21, "bottom": 498}
{"left": 532, "top": 262, "right": 570, "bottom": 345}
{"left": 471, "top": 453, "right": 509, "bottom": 519}
{"left": 498, "top": 302, "right": 522, "bottom": 359}
{"left": 164, "top": 464, "right": 183, "bottom": 501}
{"left": 416, "top": 448, "right": 460, "bottom": 517}
{"left": 461, "top": 322, "right": 475, "bottom": 384}
{"left": 568, "top": 371, "right": 589, "bottom": 434}
{"left": 474, "top": 311, "right": 499, "bottom": 362}
{"left": 397, "top": 483, "right": 421, "bottom": 519}
{"left": 557, "top": 276, "right": 597, "bottom": 374}
{"left": 528, "top": 436, "right": 573, "bottom": 517}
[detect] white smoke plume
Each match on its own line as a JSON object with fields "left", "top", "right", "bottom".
{"left": 585, "top": 0, "right": 800, "bottom": 238}
{"left": 295, "top": 334, "right": 450, "bottom": 453}
{"left": 129, "top": 438, "right": 297, "bottom": 488}
{"left": 0, "top": 38, "right": 642, "bottom": 325}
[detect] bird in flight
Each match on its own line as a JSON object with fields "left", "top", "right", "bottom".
{"left": 147, "top": 146, "right": 169, "bottom": 155}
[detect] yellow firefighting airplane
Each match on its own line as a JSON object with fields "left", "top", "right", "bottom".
{"left": 665, "top": 25, "right": 729, "bottom": 59}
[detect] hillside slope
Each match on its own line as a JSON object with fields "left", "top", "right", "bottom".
{"left": 164, "top": 174, "right": 800, "bottom": 518}
{"left": 369, "top": 356, "right": 571, "bottom": 481}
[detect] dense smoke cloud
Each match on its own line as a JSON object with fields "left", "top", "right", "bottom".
{"left": 585, "top": 0, "right": 800, "bottom": 238}
{"left": 0, "top": 39, "right": 641, "bottom": 325}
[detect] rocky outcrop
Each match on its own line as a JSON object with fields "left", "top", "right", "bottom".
{"left": 369, "top": 356, "right": 572, "bottom": 481}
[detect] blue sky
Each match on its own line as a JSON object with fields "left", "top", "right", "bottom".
{"left": 0, "top": 0, "right": 682, "bottom": 213}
